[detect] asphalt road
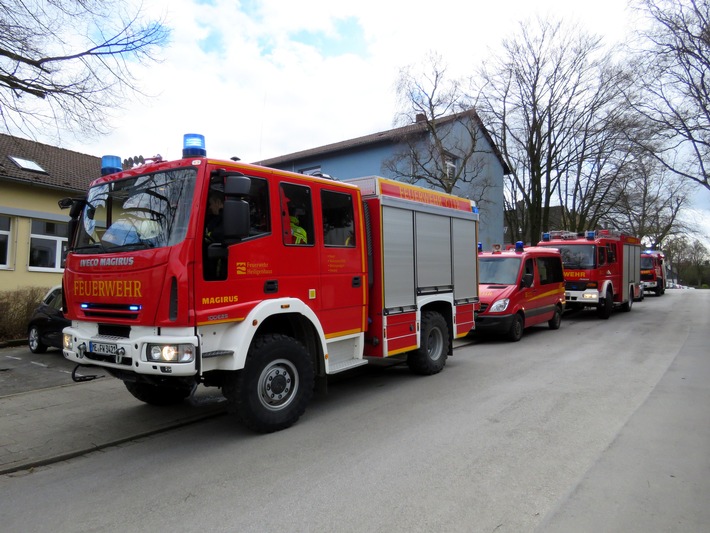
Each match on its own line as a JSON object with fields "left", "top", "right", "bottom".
{"left": 0, "top": 290, "right": 708, "bottom": 533}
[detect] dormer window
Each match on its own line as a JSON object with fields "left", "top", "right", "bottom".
{"left": 8, "top": 156, "right": 46, "bottom": 173}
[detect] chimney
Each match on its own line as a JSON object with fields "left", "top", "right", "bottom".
{"left": 415, "top": 113, "right": 427, "bottom": 123}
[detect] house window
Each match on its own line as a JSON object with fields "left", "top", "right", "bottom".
{"left": 0, "top": 215, "right": 10, "bottom": 268}
{"left": 29, "top": 219, "right": 68, "bottom": 271}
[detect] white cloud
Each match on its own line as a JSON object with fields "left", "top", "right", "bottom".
{"left": 54, "top": 0, "right": 632, "bottom": 163}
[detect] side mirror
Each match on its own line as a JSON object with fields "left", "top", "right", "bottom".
{"left": 521, "top": 273, "right": 534, "bottom": 288}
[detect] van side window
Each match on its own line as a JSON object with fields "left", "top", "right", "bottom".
{"left": 280, "top": 183, "right": 313, "bottom": 246}
{"left": 537, "top": 256, "right": 564, "bottom": 284}
{"left": 322, "top": 190, "right": 355, "bottom": 247}
{"left": 524, "top": 258, "right": 535, "bottom": 286}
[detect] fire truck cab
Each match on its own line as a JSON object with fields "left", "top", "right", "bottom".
{"left": 475, "top": 242, "right": 565, "bottom": 341}
{"left": 539, "top": 230, "right": 642, "bottom": 319}
{"left": 641, "top": 250, "right": 666, "bottom": 296}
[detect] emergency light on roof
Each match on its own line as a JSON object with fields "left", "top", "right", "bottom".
{"left": 478, "top": 242, "right": 483, "bottom": 253}
{"left": 515, "top": 241, "right": 524, "bottom": 252}
{"left": 586, "top": 231, "right": 596, "bottom": 240}
{"left": 542, "top": 232, "right": 551, "bottom": 242}
{"left": 183, "top": 133, "right": 206, "bottom": 157}
{"left": 101, "top": 155, "right": 122, "bottom": 176}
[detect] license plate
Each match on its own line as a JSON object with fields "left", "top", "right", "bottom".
{"left": 91, "top": 342, "right": 118, "bottom": 355}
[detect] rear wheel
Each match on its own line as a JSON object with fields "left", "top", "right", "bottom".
{"left": 124, "top": 382, "right": 191, "bottom": 406}
{"left": 28, "top": 325, "right": 48, "bottom": 354}
{"left": 407, "top": 311, "right": 449, "bottom": 375}
{"left": 224, "top": 334, "right": 314, "bottom": 433}
{"left": 507, "top": 313, "right": 524, "bottom": 342}
{"left": 548, "top": 306, "right": 562, "bottom": 330}
{"left": 621, "top": 288, "right": 634, "bottom": 312}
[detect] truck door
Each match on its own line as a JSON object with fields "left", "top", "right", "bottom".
{"left": 318, "top": 188, "right": 367, "bottom": 336}
{"left": 521, "top": 257, "right": 545, "bottom": 326}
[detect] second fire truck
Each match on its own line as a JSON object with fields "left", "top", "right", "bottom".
{"left": 60, "top": 134, "right": 480, "bottom": 433}
{"left": 538, "top": 230, "right": 642, "bottom": 319}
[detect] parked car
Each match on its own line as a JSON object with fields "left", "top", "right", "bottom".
{"left": 27, "top": 285, "right": 70, "bottom": 353}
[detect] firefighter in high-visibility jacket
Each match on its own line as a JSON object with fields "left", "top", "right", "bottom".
{"left": 290, "top": 215, "right": 307, "bottom": 244}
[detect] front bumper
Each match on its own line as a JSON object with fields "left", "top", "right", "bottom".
{"left": 641, "top": 281, "right": 658, "bottom": 290}
{"left": 475, "top": 313, "right": 516, "bottom": 333}
{"left": 63, "top": 323, "right": 199, "bottom": 377}
{"left": 564, "top": 289, "right": 600, "bottom": 305}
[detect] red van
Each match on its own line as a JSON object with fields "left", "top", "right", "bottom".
{"left": 476, "top": 243, "right": 566, "bottom": 341}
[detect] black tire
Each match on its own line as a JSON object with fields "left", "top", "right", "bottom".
{"left": 597, "top": 288, "right": 613, "bottom": 319}
{"left": 655, "top": 286, "right": 662, "bottom": 296}
{"left": 407, "top": 311, "right": 449, "bottom": 375}
{"left": 507, "top": 313, "right": 524, "bottom": 342}
{"left": 548, "top": 306, "right": 562, "bottom": 330}
{"left": 124, "top": 381, "right": 191, "bottom": 406}
{"left": 28, "top": 325, "right": 47, "bottom": 354}
{"left": 621, "top": 288, "right": 634, "bottom": 312}
{"left": 225, "top": 334, "right": 314, "bottom": 433}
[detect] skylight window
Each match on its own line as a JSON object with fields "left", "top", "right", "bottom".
{"left": 9, "top": 156, "right": 46, "bottom": 173}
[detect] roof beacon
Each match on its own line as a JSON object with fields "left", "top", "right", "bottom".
{"left": 183, "top": 133, "right": 206, "bottom": 158}
{"left": 515, "top": 241, "right": 524, "bottom": 252}
{"left": 101, "top": 155, "right": 122, "bottom": 176}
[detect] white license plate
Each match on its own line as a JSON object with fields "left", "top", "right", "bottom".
{"left": 91, "top": 342, "right": 118, "bottom": 355}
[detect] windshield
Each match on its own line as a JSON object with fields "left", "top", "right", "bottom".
{"left": 641, "top": 257, "right": 655, "bottom": 269}
{"left": 479, "top": 257, "right": 521, "bottom": 285}
{"left": 73, "top": 168, "right": 197, "bottom": 252}
{"left": 556, "top": 244, "right": 596, "bottom": 269}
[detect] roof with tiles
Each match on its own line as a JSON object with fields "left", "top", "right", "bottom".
{"left": 0, "top": 133, "right": 100, "bottom": 194}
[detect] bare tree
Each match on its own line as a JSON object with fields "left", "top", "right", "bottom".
{"left": 0, "top": 0, "right": 169, "bottom": 141}
{"left": 385, "top": 53, "right": 493, "bottom": 203}
{"left": 473, "top": 18, "right": 631, "bottom": 243}
{"left": 631, "top": 0, "right": 710, "bottom": 190}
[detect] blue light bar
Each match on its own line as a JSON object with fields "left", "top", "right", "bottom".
{"left": 542, "top": 232, "right": 550, "bottom": 241}
{"left": 101, "top": 155, "right": 122, "bottom": 176}
{"left": 129, "top": 305, "right": 141, "bottom": 312}
{"left": 183, "top": 133, "right": 206, "bottom": 157}
{"left": 515, "top": 241, "right": 524, "bottom": 252}
{"left": 586, "top": 231, "right": 595, "bottom": 240}
{"left": 477, "top": 242, "right": 482, "bottom": 252}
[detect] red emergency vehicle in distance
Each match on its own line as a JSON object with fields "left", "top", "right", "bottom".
{"left": 538, "top": 230, "right": 642, "bottom": 319}
{"left": 475, "top": 242, "right": 565, "bottom": 342}
{"left": 641, "top": 250, "right": 666, "bottom": 296}
{"left": 59, "top": 134, "right": 479, "bottom": 433}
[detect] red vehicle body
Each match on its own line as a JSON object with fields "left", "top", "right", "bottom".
{"left": 60, "top": 135, "right": 479, "bottom": 432}
{"left": 476, "top": 243, "right": 565, "bottom": 341}
{"left": 538, "top": 230, "right": 642, "bottom": 318}
{"left": 641, "top": 250, "right": 666, "bottom": 296}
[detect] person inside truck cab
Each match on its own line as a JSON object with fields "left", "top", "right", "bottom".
{"left": 203, "top": 188, "right": 226, "bottom": 280}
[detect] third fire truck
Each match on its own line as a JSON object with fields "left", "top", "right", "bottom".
{"left": 641, "top": 249, "right": 666, "bottom": 296}
{"left": 538, "top": 230, "right": 642, "bottom": 319}
{"left": 60, "top": 134, "right": 479, "bottom": 433}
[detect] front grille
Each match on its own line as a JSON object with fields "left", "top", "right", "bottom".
{"left": 565, "top": 281, "right": 588, "bottom": 291}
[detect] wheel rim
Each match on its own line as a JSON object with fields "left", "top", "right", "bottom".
{"left": 427, "top": 327, "right": 444, "bottom": 361}
{"left": 29, "top": 327, "right": 39, "bottom": 350}
{"left": 258, "top": 358, "right": 299, "bottom": 411}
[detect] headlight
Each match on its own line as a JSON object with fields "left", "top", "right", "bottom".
{"left": 147, "top": 344, "right": 195, "bottom": 363}
{"left": 489, "top": 298, "right": 510, "bottom": 313}
{"left": 63, "top": 333, "right": 73, "bottom": 350}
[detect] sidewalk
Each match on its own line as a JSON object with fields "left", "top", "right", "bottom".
{"left": 0, "top": 378, "right": 227, "bottom": 475}
{"left": 0, "top": 337, "right": 475, "bottom": 475}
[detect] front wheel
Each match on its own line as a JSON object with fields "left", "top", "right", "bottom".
{"left": 28, "top": 325, "right": 47, "bottom": 354}
{"left": 507, "top": 313, "right": 524, "bottom": 342}
{"left": 124, "top": 382, "right": 192, "bottom": 406}
{"left": 225, "top": 334, "right": 314, "bottom": 433}
{"left": 407, "top": 311, "right": 449, "bottom": 375}
{"left": 597, "top": 288, "right": 613, "bottom": 319}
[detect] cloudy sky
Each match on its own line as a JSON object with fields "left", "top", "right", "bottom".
{"left": 60, "top": 0, "right": 634, "bottom": 161}
{"left": 53, "top": 0, "right": 709, "bottom": 242}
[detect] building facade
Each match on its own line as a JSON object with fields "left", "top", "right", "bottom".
{"left": 255, "top": 110, "right": 508, "bottom": 249}
{"left": 0, "top": 134, "right": 99, "bottom": 291}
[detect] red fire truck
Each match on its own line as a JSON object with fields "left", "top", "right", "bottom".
{"left": 641, "top": 249, "right": 666, "bottom": 296}
{"left": 476, "top": 242, "right": 565, "bottom": 341}
{"left": 60, "top": 134, "right": 479, "bottom": 433}
{"left": 538, "top": 230, "right": 642, "bottom": 318}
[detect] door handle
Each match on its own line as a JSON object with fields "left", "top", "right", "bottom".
{"left": 352, "top": 276, "right": 361, "bottom": 288}
{"left": 264, "top": 280, "right": 278, "bottom": 294}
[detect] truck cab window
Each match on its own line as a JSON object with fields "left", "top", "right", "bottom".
{"left": 248, "top": 177, "right": 270, "bottom": 237}
{"left": 322, "top": 190, "right": 355, "bottom": 247}
{"left": 280, "top": 183, "right": 313, "bottom": 246}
